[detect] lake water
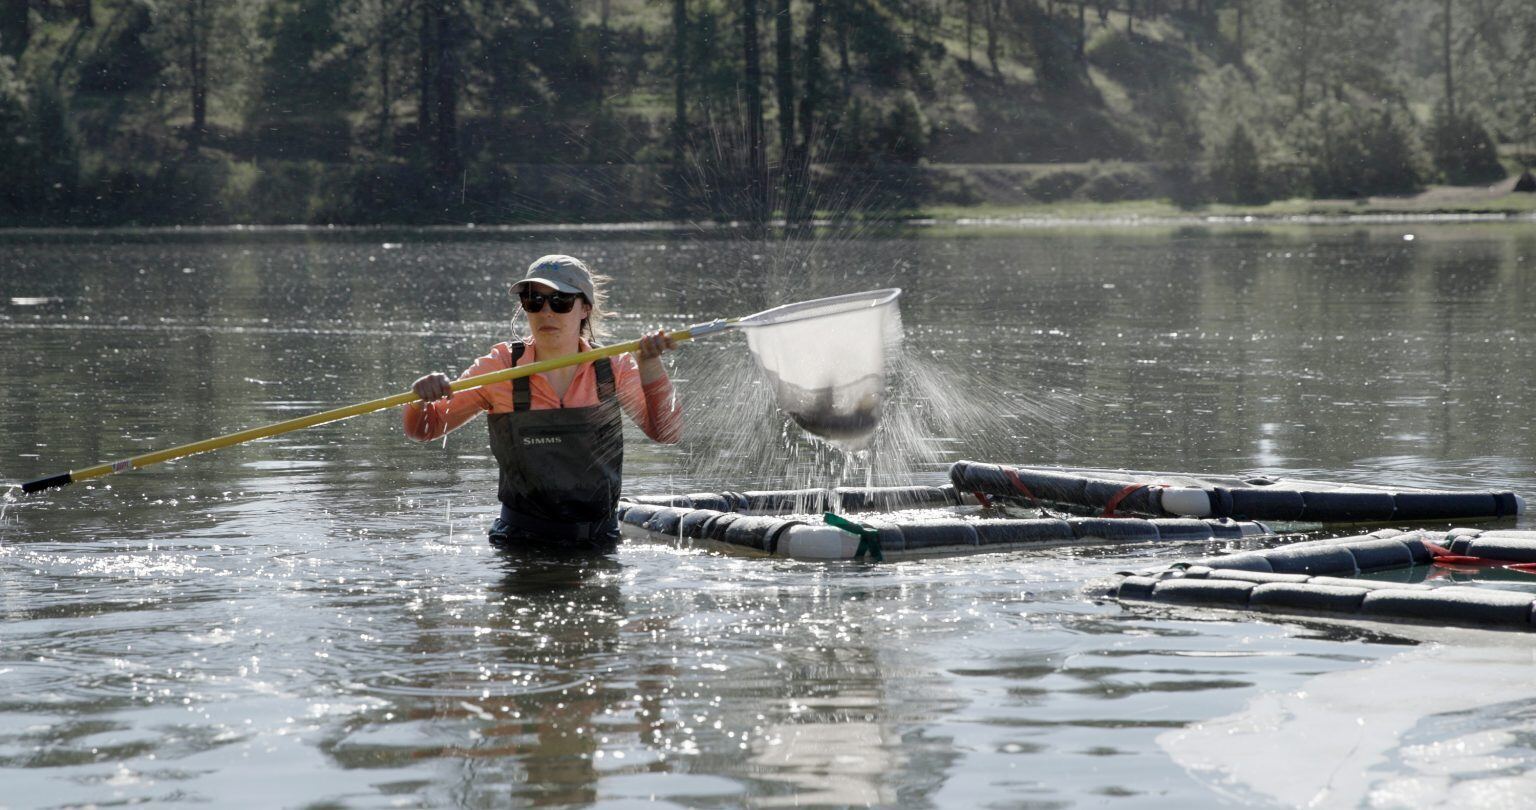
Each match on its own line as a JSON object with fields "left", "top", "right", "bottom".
{"left": 3, "top": 223, "right": 1536, "bottom": 807}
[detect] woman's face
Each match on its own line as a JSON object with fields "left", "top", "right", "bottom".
{"left": 522, "top": 282, "right": 592, "bottom": 343}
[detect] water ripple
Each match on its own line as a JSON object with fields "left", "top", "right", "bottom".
{"left": 358, "top": 661, "right": 589, "bottom": 699}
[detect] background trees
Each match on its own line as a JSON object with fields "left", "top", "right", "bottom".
{"left": 0, "top": 0, "right": 1531, "bottom": 225}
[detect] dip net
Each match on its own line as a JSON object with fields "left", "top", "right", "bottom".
{"left": 736, "top": 288, "right": 903, "bottom": 450}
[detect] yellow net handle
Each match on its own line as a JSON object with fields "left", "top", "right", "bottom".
{"left": 21, "top": 320, "right": 735, "bottom": 494}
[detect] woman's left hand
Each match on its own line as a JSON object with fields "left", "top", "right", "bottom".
{"left": 636, "top": 329, "right": 677, "bottom": 361}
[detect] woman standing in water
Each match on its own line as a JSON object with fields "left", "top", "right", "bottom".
{"left": 405, "top": 255, "right": 681, "bottom": 552}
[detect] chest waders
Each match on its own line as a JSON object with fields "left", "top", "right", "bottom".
{"left": 487, "top": 342, "right": 624, "bottom": 551}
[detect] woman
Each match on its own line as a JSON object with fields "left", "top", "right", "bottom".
{"left": 405, "top": 254, "right": 681, "bottom": 552}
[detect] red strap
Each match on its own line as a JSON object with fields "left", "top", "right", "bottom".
{"left": 1101, "top": 482, "right": 1167, "bottom": 517}
{"left": 1425, "top": 542, "right": 1522, "bottom": 567}
{"left": 997, "top": 469, "right": 1165, "bottom": 518}
{"left": 973, "top": 491, "right": 993, "bottom": 509}
{"left": 1102, "top": 483, "right": 1147, "bottom": 517}
{"left": 1003, "top": 468, "right": 1044, "bottom": 509}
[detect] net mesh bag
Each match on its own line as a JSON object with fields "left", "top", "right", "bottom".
{"left": 736, "top": 289, "right": 902, "bottom": 450}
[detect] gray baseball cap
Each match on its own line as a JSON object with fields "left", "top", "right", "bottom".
{"left": 512, "top": 254, "right": 595, "bottom": 302}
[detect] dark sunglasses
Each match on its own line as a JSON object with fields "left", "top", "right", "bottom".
{"left": 519, "top": 290, "right": 583, "bottom": 314}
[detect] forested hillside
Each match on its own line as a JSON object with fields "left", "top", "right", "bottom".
{"left": 1, "top": 0, "right": 1533, "bottom": 225}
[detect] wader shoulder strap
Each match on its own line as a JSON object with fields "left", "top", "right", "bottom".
{"left": 509, "top": 342, "right": 530, "bottom": 412}
{"left": 594, "top": 357, "right": 615, "bottom": 403}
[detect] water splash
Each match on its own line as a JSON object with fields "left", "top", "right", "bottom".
{"left": 680, "top": 337, "right": 1086, "bottom": 493}
{"left": 0, "top": 484, "right": 18, "bottom": 526}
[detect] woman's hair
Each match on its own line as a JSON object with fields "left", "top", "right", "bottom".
{"left": 581, "top": 270, "right": 613, "bottom": 343}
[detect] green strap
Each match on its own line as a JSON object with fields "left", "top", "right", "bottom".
{"left": 824, "top": 511, "right": 883, "bottom": 563}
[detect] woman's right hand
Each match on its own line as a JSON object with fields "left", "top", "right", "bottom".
{"left": 413, "top": 372, "right": 453, "bottom": 402}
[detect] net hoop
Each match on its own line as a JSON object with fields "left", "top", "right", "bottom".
{"left": 736, "top": 288, "right": 902, "bottom": 329}
{"left": 735, "top": 288, "right": 903, "bottom": 450}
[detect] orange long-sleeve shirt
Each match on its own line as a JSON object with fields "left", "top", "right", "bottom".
{"left": 403, "top": 338, "right": 682, "bottom": 444}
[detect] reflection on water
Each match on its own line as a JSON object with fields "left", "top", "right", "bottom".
{"left": 1161, "top": 640, "right": 1536, "bottom": 807}
{"left": 4, "top": 225, "right": 1536, "bottom": 805}
{"left": 1360, "top": 560, "right": 1536, "bottom": 594}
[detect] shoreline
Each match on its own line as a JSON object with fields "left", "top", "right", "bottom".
{"left": 3, "top": 187, "right": 1534, "bottom": 236}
